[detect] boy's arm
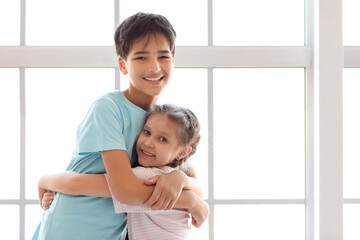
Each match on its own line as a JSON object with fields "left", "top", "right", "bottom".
{"left": 38, "top": 172, "right": 111, "bottom": 198}
{"left": 101, "top": 149, "right": 155, "bottom": 205}
{"left": 102, "top": 149, "right": 208, "bottom": 227}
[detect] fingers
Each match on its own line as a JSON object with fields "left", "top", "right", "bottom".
{"left": 146, "top": 191, "right": 178, "bottom": 210}
{"left": 144, "top": 190, "right": 160, "bottom": 207}
{"left": 166, "top": 199, "right": 175, "bottom": 210}
{"left": 151, "top": 194, "right": 171, "bottom": 210}
{"left": 191, "top": 217, "right": 203, "bottom": 228}
{"left": 144, "top": 175, "right": 160, "bottom": 186}
{"left": 41, "top": 192, "right": 54, "bottom": 210}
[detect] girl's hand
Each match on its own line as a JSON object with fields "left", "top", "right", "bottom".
{"left": 38, "top": 184, "right": 48, "bottom": 210}
{"left": 187, "top": 192, "right": 209, "bottom": 228}
{"left": 41, "top": 191, "right": 54, "bottom": 210}
{"left": 144, "top": 170, "right": 189, "bottom": 210}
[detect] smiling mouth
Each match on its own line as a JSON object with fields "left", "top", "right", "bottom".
{"left": 144, "top": 76, "right": 163, "bottom": 82}
{"left": 141, "top": 149, "right": 155, "bottom": 157}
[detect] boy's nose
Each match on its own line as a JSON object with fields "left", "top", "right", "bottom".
{"left": 148, "top": 60, "right": 161, "bottom": 73}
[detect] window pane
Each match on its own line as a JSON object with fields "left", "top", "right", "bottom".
{"left": 189, "top": 219, "right": 209, "bottom": 240}
{"left": 0, "top": 205, "right": 19, "bottom": 240}
{"left": 343, "top": 69, "right": 360, "bottom": 198}
{"left": 25, "top": 205, "right": 44, "bottom": 240}
{"left": 27, "top": 0, "right": 114, "bottom": 46}
{"left": 158, "top": 68, "right": 209, "bottom": 198}
{"left": 0, "top": 0, "right": 20, "bottom": 45}
{"left": 119, "top": 0, "right": 207, "bottom": 46}
{"left": 344, "top": 204, "right": 360, "bottom": 240}
{"left": 343, "top": 0, "right": 360, "bottom": 46}
{"left": 25, "top": 68, "right": 114, "bottom": 199}
{"left": 0, "top": 69, "right": 20, "bottom": 199}
{"left": 215, "top": 204, "right": 305, "bottom": 240}
{"left": 213, "top": 68, "right": 305, "bottom": 199}
{"left": 213, "top": 0, "right": 304, "bottom": 46}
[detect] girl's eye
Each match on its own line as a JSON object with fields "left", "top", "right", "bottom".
{"left": 159, "top": 137, "right": 167, "bottom": 142}
{"left": 143, "top": 129, "right": 150, "bottom": 135}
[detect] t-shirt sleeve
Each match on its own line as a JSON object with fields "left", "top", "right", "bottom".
{"left": 76, "top": 99, "right": 126, "bottom": 153}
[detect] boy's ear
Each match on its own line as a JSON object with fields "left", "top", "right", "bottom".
{"left": 118, "top": 57, "right": 128, "bottom": 74}
{"left": 176, "top": 146, "right": 192, "bottom": 160}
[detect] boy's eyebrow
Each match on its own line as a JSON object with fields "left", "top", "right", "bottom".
{"left": 133, "top": 50, "right": 171, "bottom": 55}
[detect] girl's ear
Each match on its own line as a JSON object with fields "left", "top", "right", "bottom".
{"left": 118, "top": 57, "right": 128, "bottom": 74}
{"left": 176, "top": 146, "right": 192, "bottom": 160}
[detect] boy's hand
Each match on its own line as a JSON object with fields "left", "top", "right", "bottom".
{"left": 41, "top": 191, "right": 54, "bottom": 210}
{"left": 144, "top": 170, "right": 189, "bottom": 210}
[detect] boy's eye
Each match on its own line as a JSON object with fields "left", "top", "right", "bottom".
{"left": 160, "top": 56, "right": 170, "bottom": 59}
{"left": 135, "top": 57, "right": 146, "bottom": 60}
{"left": 159, "top": 137, "right": 167, "bottom": 142}
{"left": 143, "top": 129, "right": 150, "bottom": 135}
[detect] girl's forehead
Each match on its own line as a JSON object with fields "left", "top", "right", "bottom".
{"left": 147, "top": 113, "right": 168, "bottom": 123}
{"left": 147, "top": 114, "right": 177, "bottom": 130}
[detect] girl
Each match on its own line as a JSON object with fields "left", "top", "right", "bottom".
{"left": 40, "top": 104, "right": 208, "bottom": 240}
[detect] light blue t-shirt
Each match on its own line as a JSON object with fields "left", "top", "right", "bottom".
{"left": 34, "top": 90, "right": 147, "bottom": 240}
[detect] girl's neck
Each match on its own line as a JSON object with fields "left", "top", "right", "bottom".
{"left": 122, "top": 88, "right": 158, "bottom": 111}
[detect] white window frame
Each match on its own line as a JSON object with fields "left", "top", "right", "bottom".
{"left": 0, "top": 0, "right": 357, "bottom": 239}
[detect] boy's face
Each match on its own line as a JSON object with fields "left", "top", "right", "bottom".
{"left": 119, "top": 33, "right": 174, "bottom": 99}
{"left": 136, "top": 114, "right": 184, "bottom": 167}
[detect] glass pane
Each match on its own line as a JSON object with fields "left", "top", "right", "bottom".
{"left": 213, "top": 0, "right": 304, "bottom": 46}
{"left": 344, "top": 204, "right": 360, "bottom": 240}
{"left": 25, "top": 68, "right": 114, "bottom": 199}
{"left": 0, "top": 0, "right": 20, "bottom": 45}
{"left": 215, "top": 204, "right": 305, "bottom": 240}
{"left": 0, "top": 69, "right": 20, "bottom": 199}
{"left": 343, "top": 0, "right": 360, "bottom": 46}
{"left": 26, "top": 205, "right": 44, "bottom": 240}
{"left": 27, "top": 0, "right": 114, "bottom": 46}
{"left": 119, "top": 0, "right": 207, "bottom": 46}
{"left": 213, "top": 68, "right": 305, "bottom": 199}
{"left": 189, "top": 219, "right": 209, "bottom": 240}
{"left": 158, "top": 68, "right": 209, "bottom": 198}
{"left": 343, "top": 69, "right": 360, "bottom": 198}
{"left": 0, "top": 205, "right": 19, "bottom": 240}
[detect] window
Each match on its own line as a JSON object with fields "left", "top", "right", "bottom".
{"left": 0, "top": 0, "right": 355, "bottom": 239}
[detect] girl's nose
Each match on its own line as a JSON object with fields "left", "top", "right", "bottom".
{"left": 143, "top": 137, "right": 154, "bottom": 148}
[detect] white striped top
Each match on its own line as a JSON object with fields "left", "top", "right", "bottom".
{"left": 105, "top": 166, "right": 192, "bottom": 240}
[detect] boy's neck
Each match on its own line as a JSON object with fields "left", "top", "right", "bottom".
{"left": 122, "top": 89, "right": 158, "bottom": 111}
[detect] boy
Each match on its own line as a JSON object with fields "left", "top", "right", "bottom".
{"left": 33, "top": 12, "right": 208, "bottom": 240}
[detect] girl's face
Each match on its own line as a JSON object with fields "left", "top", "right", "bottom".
{"left": 136, "top": 113, "right": 185, "bottom": 167}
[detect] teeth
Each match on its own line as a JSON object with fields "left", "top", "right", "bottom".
{"left": 145, "top": 77, "right": 162, "bottom": 81}
{"left": 142, "top": 150, "right": 154, "bottom": 157}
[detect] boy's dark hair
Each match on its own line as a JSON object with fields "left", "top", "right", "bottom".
{"left": 114, "top": 12, "right": 176, "bottom": 60}
{"left": 147, "top": 104, "right": 201, "bottom": 168}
